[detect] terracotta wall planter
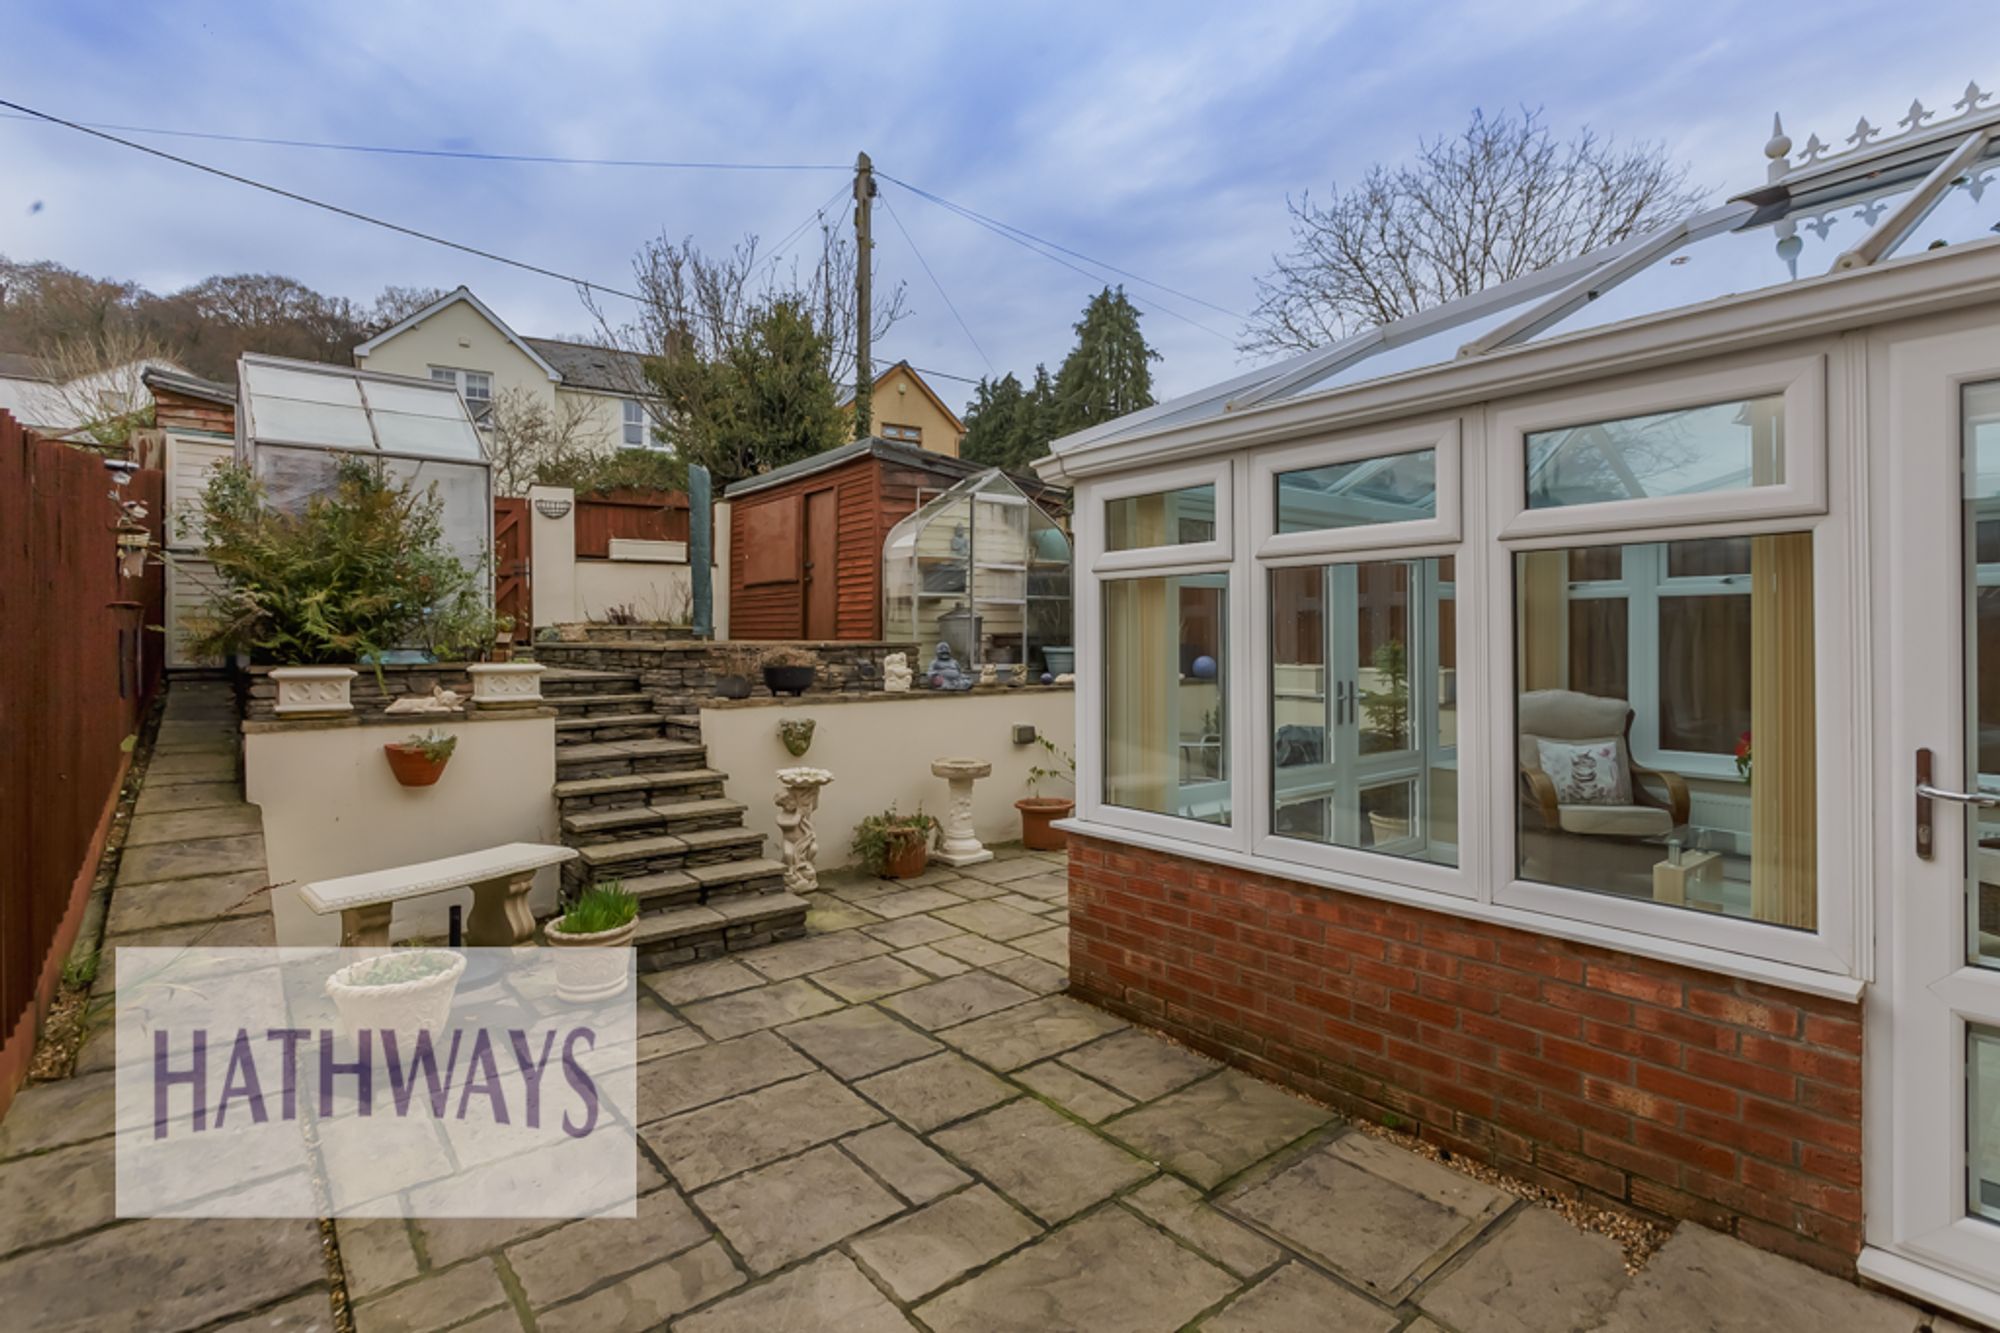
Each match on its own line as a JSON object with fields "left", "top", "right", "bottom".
{"left": 383, "top": 744, "right": 450, "bottom": 787}
{"left": 881, "top": 833, "right": 930, "bottom": 879}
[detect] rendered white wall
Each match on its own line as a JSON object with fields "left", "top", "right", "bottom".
{"left": 576, "top": 559, "right": 695, "bottom": 623}
{"left": 698, "top": 691, "right": 1077, "bottom": 870}
{"left": 245, "top": 713, "right": 560, "bottom": 945}
{"left": 528, "top": 485, "right": 578, "bottom": 628}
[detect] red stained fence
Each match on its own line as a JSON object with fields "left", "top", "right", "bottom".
{"left": 573, "top": 489, "right": 691, "bottom": 558}
{"left": 0, "top": 411, "right": 165, "bottom": 1115}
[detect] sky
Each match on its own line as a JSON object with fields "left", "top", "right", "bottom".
{"left": 0, "top": 0, "right": 1991, "bottom": 407}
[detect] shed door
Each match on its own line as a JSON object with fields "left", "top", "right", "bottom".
{"left": 804, "top": 487, "right": 839, "bottom": 639}
{"left": 493, "top": 497, "right": 532, "bottom": 634}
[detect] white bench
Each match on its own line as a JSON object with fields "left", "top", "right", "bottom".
{"left": 299, "top": 842, "right": 578, "bottom": 948}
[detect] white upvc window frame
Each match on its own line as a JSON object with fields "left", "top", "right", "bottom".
{"left": 1071, "top": 341, "right": 1862, "bottom": 989}
{"left": 1483, "top": 346, "right": 1859, "bottom": 976}
{"left": 430, "top": 366, "right": 494, "bottom": 424}
{"left": 1092, "top": 460, "right": 1234, "bottom": 573}
{"left": 622, "top": 398, "right": 652, "bottom": 449}
{"left": 1251, "top": 417, "right": 1462, "bottom": 560}
{"left": 1493, "top": 352, "right": 1826, "bottom": 541}
{"left": 1248, "top": 418, "right": 1476, "bottom": 899}
{"left": 1078, "top": 460, "right": 1250, "bottom": 853}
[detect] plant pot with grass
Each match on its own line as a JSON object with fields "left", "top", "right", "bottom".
{"left": 760, "top": 646, "right": 818, "bottom": 697}
{"left": 853, "top": 807, "right": 938, "bottom": 880}
{"left": 325, "top": 948, "right": 466, "bottom": 1037}
{"left": 384, "top": 729, "right": 457, "bottom": 787}
{"left": 545, "top": 880, "right": 639, "bottom": 1002}
{"left": 1016, "top": 735, "right": 1075, "bottom": 851}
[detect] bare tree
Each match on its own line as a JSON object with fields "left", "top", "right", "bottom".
{"left": 366, "top": 285, "right": 450, "bottom": 335}
{"left": 1244, "top": 108, "right": 1707, "bottom": 356}
{"left": 25, "top": 326, "right": 181, "bottom": 453}
{"left": 483, "top": 387, "right": 611, "bottom": 497}
{"left": 585, "top": 221, "right": 907, "bottom": 392}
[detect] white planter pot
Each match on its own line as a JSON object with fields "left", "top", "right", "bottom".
{"left": 271, "top": 666, "right": 357, "bottom": 716}
{"left": 545, "top": 918, "right": 637, "bottom": 1002}
{"left": 324, "top": 951, "right": 466, "bottom": 1037}
{"left": 468, "top": 662, "right": 546, "bottom": 707}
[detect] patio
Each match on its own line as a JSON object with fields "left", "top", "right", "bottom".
{"left": 0, "top": 679, "right": 1964, "bottom": 1331}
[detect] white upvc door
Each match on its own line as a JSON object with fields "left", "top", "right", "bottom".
{"left": 1870, "top": 316, "right": 2000, "bottom": 1317}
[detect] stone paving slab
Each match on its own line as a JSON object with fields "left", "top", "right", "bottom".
{"left": 695, "top": 1143, "right": 903, "bottom": 1274}
{"left": 878, "top": 971, "right": 1037, "bottom": 1030}
{"left": 861, "top": 915, "right": 963, "bottom": 949}
{"left": 1205, "top": 1261, "right": 1400, "bottom": 1333}
{"left": 505, "top": 1188, "right": 711, "bottom": 1309}
{"left": 811, "top": 953, "right": 933, "bottom": 1002}
{"left": 535, "top": 1239, "right": 742, "bottom": 1332}
{"left": 848, "top": 1184, "right": 1042, "bottom": 1301}
{"left": 677, "top": 1252, "right": 915, "bottom": 1333}
{"left": 636, "top": 1031, "right": 813, "bottom": 1122}
{"left": 122, "top": 803, "right": 265, "bottom": 845}
{"left": 641, "top": 957, "right": 762, "bottom": 1005}
{"left": 913, "top": 1206, "right": 1238, "bottom": 1333}
{"left": 114, "top": 831, "right": 267, "bottom": 885}
{"left": 779, "top": 1004, "right": 942, "bottom": 1081}
{"left": 894, "top": 943, "right": 973, "bottom": 977}
{"left": 679, "top": 977, "right": 844, "bottom": 1039}
{"left": 641, "top": 1071, "right": 884, "bottom": 1188}
{"left": 1014, "top": 1058, "right": 1136, "bottom": 1123}
{"left": 931, "top": 900, "right": 1050, "bottom": 941}
{"left": 1106, "top": 1068, "right": 1334, "bottom": 1189}
{"left": 0, "top": 1138, "right": 114, "bottom": 1258}
{"left": 856, "top": 1050, "right": 1016, "bottom": 1132}
{"left": 132, "top": 778, "right": 245, "bottom": 815}
{"left": 1059, "top": 1026, "right": 1218, "bottom": 1101}
{"left": 1416, "top": 1204, "right": 1628, "bottom": 1333}
{"left": 932, "top": 1098, "right": 1155, "bottom": 1224}
{"left": 840, "top": 1123, "right": 973, "bottom": 1205}
{"left": 1123, "top": 1176, "right": 1283, "bottom": 1279}
{"left": 739, "top": 930, "right": 889, "bottom": 981}
{"left": 103, "top": 867, "right": 273, "bottom": 934}
{"left": 935, "top": 992, "right": 1127, "bottom": 1070}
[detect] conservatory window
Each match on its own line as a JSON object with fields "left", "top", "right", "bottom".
{"left": 1514, "top": 532, "right": 1815, "bottom": 929}
{"left": 1270, "top": 557, "right": 1456, "bottom": 865}
{"left": 1103, "top": 573, "right": 1228, "bottom": 824}
{"left": 1106, "top": 484, "right": 1217, "bottom": 552}
{"left": 1526, "top": 396, "right": 1784, "bottom": 510}
{"left": 1276, "top": 450, "right": 1438, "bottom": 534}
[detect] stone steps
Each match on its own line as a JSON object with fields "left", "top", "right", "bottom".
{"left": 561, "top": 797, "right": 748, "bottom": 844}
{"left": 539, "top": 668, "right": 643, "bottom": 696}
{"left": 553, "top": 768, "right": 730, "bottom": 812}
{"left": 619, "top": 855, "right": 787, "bottom": 909}
{"left": 565, "top": 827, "right": 767, "bottom": 890}
{"left": 555, "top": 712, "right": 669, "bottom": 746}
{"left": 555, "top": 737, "right": 707, "bottom": 780}
{"left": 547, "top": 691, "right": 656, "bottom": 715}
{"left": 634, "top": 888, "right": 808, "bottom": 971}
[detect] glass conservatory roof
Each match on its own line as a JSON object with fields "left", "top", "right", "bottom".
{"left": 238, "top": 354, "right": 486, "bottom": 461}
{"left": 1060, "top": 88, "right": 2000, "bottom": 453}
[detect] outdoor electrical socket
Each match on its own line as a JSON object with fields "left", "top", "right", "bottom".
{"left": 1012, "top": 724, "right": 1038, "bottom": 746}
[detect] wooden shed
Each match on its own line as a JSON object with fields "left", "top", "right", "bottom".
{"left": 724, "top": 437, "right": 1065, "bottom": 641}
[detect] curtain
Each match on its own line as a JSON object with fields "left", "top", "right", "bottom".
{"left": 1749, "top": 532, "right": 1816, "bottom": 928}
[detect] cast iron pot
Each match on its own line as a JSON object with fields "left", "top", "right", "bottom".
{"left": 713, "top": 673, "right": 753, "bottom": 700}
{"left": 763, "top": 665, "right": 816, "bottom": 697}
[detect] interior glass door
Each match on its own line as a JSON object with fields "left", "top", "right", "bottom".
{"left": 1272, "top": 558, "right": 1454, "bottom": 863}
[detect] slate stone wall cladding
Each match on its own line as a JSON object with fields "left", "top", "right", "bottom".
{"left": 1065, "top": 833, "right": 1867, "bottom": 1278}
{"left": 241, "top": 663, "right": 477, "bottom": 722}
{"left": 532, "top": 641, "right": 918, "bottom": 715}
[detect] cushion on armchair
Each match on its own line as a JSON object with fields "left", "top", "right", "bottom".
{"left": 1534, "top": 737, "right": 1633, "bottom": 805}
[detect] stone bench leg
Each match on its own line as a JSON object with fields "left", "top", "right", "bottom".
{"left": 339, "top": 903, "right": 393, "bottom": 949}
{"left": 467, "top": 871, "right": 537, "bottom": 948}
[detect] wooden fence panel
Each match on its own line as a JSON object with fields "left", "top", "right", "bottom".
{"left": 0, "top": 411, "right": 165, "bottom": 1115}
{"left": 573, "top": 489, "right": 692, "bottom": 558}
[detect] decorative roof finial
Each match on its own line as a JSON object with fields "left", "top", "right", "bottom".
{"left": 1957, "top": 81, "right": 1994, "bottom": 117}
{"left": 1799, "top": 133, "right": 1829, "bottom": 165}
{"left": 1847, "top": 116, "right": 1881, "bottom": 149}
{"left": 1764, "top": 113, "right": 1792, "bottom": 161}
{"left": 1899, "top": 99, "right": 1935, "bottom": 134}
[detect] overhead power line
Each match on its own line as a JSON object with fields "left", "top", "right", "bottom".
{"left": 0, "top": 98, "right": 984, "bottom": 387}
{"left": 881, "top": 170, "right": 1247, "bottom": 329}
{"left": 0, "top": 109, "right": 846, "bottom": 172}
{"left": 881, "top": 189, "right": 993, "bottom": 376}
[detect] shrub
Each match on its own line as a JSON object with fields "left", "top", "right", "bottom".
{"left": 760, "top": 646, "right": 817, "bottom": 669}
{"left": 850, "top": 807, "right": 937, "bottom": 874}
{"left": 184, "top": 458, "right": 501, "bottom": 666}
{"left": 393, "top": 729, "right": 458, "bottom": 763}
{"left": 556, "top": 880, "right": 639, "bottom": 936}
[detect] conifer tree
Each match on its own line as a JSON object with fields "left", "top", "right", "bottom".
{"left": 1053, "top": 286, "right": 1158, "bottom": 435}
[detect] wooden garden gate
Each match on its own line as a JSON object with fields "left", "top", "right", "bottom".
{"left": 493, "top": 497, "right": 532, "bottom": 632}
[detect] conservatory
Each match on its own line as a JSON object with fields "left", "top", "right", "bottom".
{"left": 1041, "top": 86, "right": 2000, "bottom": 1320}
{"left": 881, "top": 468, "right": 1072, "bottom": 675}
{"left": 234, "top": 353, "right": 493, "bottom": 578}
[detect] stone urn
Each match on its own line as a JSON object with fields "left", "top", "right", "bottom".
{"left": 775, "top": 767, "right": 834, "bottom": 893}
{"left": 545, "top": 918, "right": 638, "bottom": 1002}
{"left": 468, "top": 662, "right": 546, "bottom": 707}
{"left": 324, "top": 950, "right": 466, "bottom": 1039}
{"left": 271, "top": 666, "right": 357, "bottom": 717}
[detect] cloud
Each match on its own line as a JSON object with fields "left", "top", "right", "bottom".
{"left": 0, "top": 0, "right": 1987, "bottom": 405}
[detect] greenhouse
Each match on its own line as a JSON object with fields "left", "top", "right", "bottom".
{"left": 881, "top": 468, "right": 1072, "bottom": 675}
{"left": 234, "top": 353, "right": 493, "bottom": 578}
{"left": 1039, "top": 85, "right": 2000, "bottom": 1318}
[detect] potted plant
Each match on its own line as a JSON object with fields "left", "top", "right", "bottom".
{"left": 1017, "top": 736, "right": 1075, "bottom": 851}
{"left": 544, "top": 880, "right": 640, "bottom": 1002}
{"left": 712, "top": 647, "right": 758, "bottom": 700}
{"left": 852, "top": 807, "right": 938, "bottom": 879}
{"left": 761, "top": 646, "right": 818, "bottom": 697}
{"left": 324, "top": 948, "right": 466, "bottom": 1037}
{"left": 1041, "top": 646, "right": 1075, "bottom": 676}
{"left": 384, "top": 729, "right": 457, "bottom": 787}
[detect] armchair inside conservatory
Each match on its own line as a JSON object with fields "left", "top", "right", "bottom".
{"left": 1517, "top": 689, "right": 1692, "bottom": 896}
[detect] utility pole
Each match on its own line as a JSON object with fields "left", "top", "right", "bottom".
{"left": 853, "top": 150, "right": 875, "bottom": 440}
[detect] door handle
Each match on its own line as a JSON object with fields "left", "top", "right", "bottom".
{"left": 1916, "top": 746, "right": 2000, "bottom": 860}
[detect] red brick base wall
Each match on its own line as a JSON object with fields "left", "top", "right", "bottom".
{"left": 1067, "top": 834, "right": 1866, "bottom": 1275}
